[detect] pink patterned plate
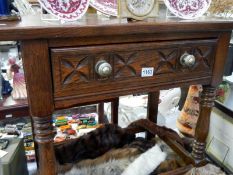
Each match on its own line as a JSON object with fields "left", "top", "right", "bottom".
{"left": 164, "top": 0, "right": 211, "bottom": 19}
{"left": 38, "top": 0, "right": 90, "bottom": 21}
{"left": 90, "top": 0, "right": 117, "bottom": 16}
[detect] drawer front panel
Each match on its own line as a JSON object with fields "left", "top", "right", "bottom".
{"left": 51, "top": 39, "right": 217, "bottom": 98}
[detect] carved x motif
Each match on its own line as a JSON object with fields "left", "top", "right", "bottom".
{"left": 61, "top": 57, "right": 89, "bottom": 85}
{"left": 155, "top": 49, "right": 177, "bottom": 74}
{"left": 194, "top": 47, "right": 211, "bottom": 68}
{"left": 114, "top": 53, "right": 137, "bottom": 77}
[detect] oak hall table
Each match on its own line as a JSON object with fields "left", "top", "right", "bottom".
{"left": 0, "top": 14, "right": 233, "bottom": 175}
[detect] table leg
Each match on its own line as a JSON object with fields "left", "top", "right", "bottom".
{"left": 33, "top": 116, "right": 56, "bottom": 175}
{"left": 98, "top": 102, "right": 105, "bottom": 124}
{"left": 191, "top": 86, "right": 216, "bottom": 165}
{"left": 147, "top": 91, "right": 160, "bottom": 139}
{"left": 21, "top": 40, "right": 56, "bottom": 175}
{"left": 111, "top": 98, "right": 119, "bottom": 124}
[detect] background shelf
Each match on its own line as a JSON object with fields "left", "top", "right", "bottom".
{"left": 0, "top": 95, "right": 29, "bottom": 119}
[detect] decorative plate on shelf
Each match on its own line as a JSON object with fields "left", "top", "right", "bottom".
{"left": 38, "top": 0, "right": 90, "bottom": 21}
{"left": 164, "top": 0, "right": 211, "bottom": 19}
{"left": 90, "top": 0, "right": 117, "bottom": 16}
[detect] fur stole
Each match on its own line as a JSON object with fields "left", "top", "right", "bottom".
{"left": 56, "top": 119, "right": 185, "bottom": 175}
{"left": 58, "top": 138, "right": 155, "bottom": 174}
{"left": 59, "top": 143, "right": 166, "bottom": 175}
{"left": 55, "top": 124, "right": 135, "bottom": 164}
{"left": 55, "top": 119, "right": 184, "bottom": 165}
{"left": 59, "top": 149, "right": 139, "bottom": 175}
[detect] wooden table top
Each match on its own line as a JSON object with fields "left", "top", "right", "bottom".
{"left": 0, "top": 14, "right": 233, "bottom": 41}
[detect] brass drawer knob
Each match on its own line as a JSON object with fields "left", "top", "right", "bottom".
{"left": 95, "top": 60, "right": 112, "bottom": 77}
{"left": 180, "top": 52, "right": 196, "bottom": 67}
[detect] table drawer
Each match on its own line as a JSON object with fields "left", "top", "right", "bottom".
{"left": 51, "top": 39, "right": 217, "bottom": 104}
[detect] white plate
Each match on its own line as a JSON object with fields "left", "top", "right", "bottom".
{"left": 90, "top": 0, "right": 117, "bottom": 16}
{"left": 164, "top": 0, "right": 211, "bottom": 19}
{"left": 38, "top": 0, "right": 90, "bottom": 21}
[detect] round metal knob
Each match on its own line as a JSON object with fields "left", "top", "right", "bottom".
{"left": 95, "top": 60, "right": 112, "bottom": 77}
{"left": 180, "top": 52, "right": 196, "bottom": 67}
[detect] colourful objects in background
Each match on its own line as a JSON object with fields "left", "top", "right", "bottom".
{"left": 55, "top": 116, "right": 68, "bottom": 126}
{"left": 66, "top": 129, "right": 76, "bottom": 135}
{"left": 56, "top": 116, "right": 66, "bottom": 120}
{"left": 53, "top": 113, "right": 99, "bottom": 142}
{"left": 59, "top": 125, "right": 71, "bottom": 132}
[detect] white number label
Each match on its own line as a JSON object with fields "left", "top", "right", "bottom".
{"left": 141, "top": 67, "right": 154, "bottom": 77}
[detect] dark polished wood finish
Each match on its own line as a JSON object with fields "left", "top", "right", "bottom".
{"left": 0, "top": 14, "right": 233, "bottom": 175}
{"left": 147, "top": 91, "right": 160, "bottom": 124}
{"left": 51, "top": 39, "right": 217, "bottom": 109}
{"left": 147, "top": 91, "right": 160, "bottom": 139}
{"left": 111, "top": 98, "right": 119, "bottom": 124}
{"left": 211, "top": 33, "right": 232, "bottom": 86}
{"left": 0, "top": 15, "right": 233, "bottom": 41}
{"left": 21, "top": 40, "right": 57, "bottom": 175}
{"left": 98, "top": 98, "right": 119, "bottom": 124}
{"left": 98, "top": 102, "right": 105, "bottom": 123}
{"left": 191, "top": 86, "right": 216, "bottom": 165}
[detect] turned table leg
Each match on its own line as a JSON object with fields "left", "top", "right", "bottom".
{"left": 21, "top": 40, "right": 57, "bottom": 175}
{"left": 191, "top": 86, "right": 216, "bottom": 165}
{"left": 33, "top": 116, "right": 56, "bottom": 175}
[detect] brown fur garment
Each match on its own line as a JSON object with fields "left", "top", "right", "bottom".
{"left": 55, "top": 124, "right": 135, "bottom": 164}
{"left": 55, "top": 118, "right": 185, "bottom": 170}
{"left": 56, "top": 147, "right": 140, "bottom": 175}
{"left": 76, "top": 137, "right": 155, "bottom": 168}
{"left": 76, "top": 148, "right": 140, "bottom": 168}
{"left": 57, "top": 137, "right": 156, "bottom": 174}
